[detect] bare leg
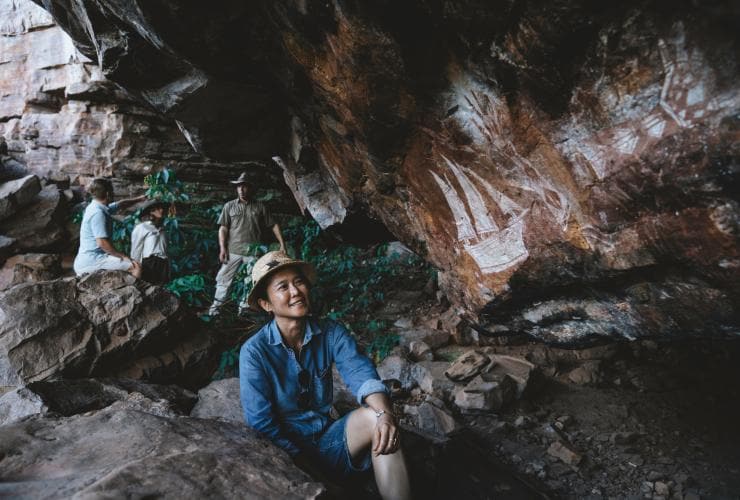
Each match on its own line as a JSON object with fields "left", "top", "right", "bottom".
{"left": 129, "top": 264, "right": 142, "bottom": 279}
{"left": 345, "top": 407, "right": 411, "bottom": 500}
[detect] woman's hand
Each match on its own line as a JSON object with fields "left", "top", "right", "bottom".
{"left": 372, "top": 412, "right": 400, "bottom": 456}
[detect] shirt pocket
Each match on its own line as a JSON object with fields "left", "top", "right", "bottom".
{"left": 313, "top": 365, "right": 333, "bottom": 407}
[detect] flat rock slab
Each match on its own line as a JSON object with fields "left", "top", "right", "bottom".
{"left": 190, "top": 377, "right": 243, "bottom": 423}
{"left": 0, "top": 406, "right": 324, "bottom": 499}
{"left": 445, "top": 350, "right": 492, "bottom": 382}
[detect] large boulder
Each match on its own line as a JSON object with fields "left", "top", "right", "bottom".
{"left": 0, "top": 184, "right": 67, "bottom": 251}
{"left": 0, "top": 271, "right": 198, "bottom": 387}
{"left": 0, "top": 174, "right": 40, "bottom": 221}
{"left": 0, "top": 406, "right": 324, "bottom": 498}
{"left": 0, "top": 253, "right": 61, "bottom": 291}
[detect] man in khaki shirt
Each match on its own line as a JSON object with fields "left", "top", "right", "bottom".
{"left": 208, "top": 172, "right": 285, "bottom": 316}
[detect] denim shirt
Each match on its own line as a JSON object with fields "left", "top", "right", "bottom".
{"left": 239, "top": 317, "right": 388, "bottom": 456}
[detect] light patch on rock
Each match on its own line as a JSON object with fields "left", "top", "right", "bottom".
{"left": 190, "top": 377, "right": 243, "bottom": 423}
{"left": 0, "top": 386, "right": 48, "bottom": 425}
{"left": 404, "top": 400, "right": 458, "bottom": 438}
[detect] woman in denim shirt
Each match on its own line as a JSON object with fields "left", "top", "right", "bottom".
{"left": 239, "top": 251, "right": 411, "bottom": 499}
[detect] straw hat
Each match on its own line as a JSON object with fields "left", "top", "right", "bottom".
{"left": 246, "top": 251, "right": 317, "bottom": 309}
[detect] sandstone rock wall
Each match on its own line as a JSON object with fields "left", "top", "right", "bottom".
{"left": 26, "top": 0, "right": 740, "bottom": 343}
{"left": 0, "top": 0, "right": 296, "bottom": 208}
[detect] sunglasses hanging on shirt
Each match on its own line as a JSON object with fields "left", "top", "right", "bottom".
{"left": 297, "top": 369, "right": 311, "bottom": 409}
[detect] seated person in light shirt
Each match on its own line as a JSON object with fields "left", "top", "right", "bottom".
{"left": 73, "top": 178, "right": 144, "bottom": 278}
{"left": 240, "top": 251, "right": 411, "bottom": 499}
{"left": 130, "top": 199, "right": 170, "bottom": 284}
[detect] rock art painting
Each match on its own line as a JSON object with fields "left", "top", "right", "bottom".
{"left": 431, "top": 155, "right": 529, "bottom": 275}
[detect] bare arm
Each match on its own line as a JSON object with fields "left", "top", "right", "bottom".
{"left": 115, "top": 194, "right": 147, "bottom": 211}
{"left": 364, "top": 392, "right": 400, "bottom": 456}
{"left": 272, "top": 223, "right": 285, "bottom": 252}
{"left": 218, "top": 225, "right": 229, "bottom": 263}
{"left": 96, "top": 237, "right": 130, "bottom": 260}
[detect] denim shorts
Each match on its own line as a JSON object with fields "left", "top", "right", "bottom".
{"left": 305, "top": 413, "right": 372, "bottom": 479}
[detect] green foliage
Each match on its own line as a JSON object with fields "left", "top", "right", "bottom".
{"left": 283, "top": 218, "right": 430, "bottom": 362}
{"left": 214, "top": 346, "right": 240, "bottom": 379}
{"left": 166, "top": 273, "right": 209, "bottom": 307}
{"left": 144, "top": 168, "right": 190, "bottom": 203}
{"left": 71, "top": 210, "right": 84, "bottom": 225}
{"left": 363, "top": 320, "right": 400, "bottom": 364}
{"left": 111, "top": 213, "right": 138, "bottom": 255}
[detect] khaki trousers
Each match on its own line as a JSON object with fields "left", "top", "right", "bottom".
{"left": 208, "top": 253, "right": 258, "bottom": 315}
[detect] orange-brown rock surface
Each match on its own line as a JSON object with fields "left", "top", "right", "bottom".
{"left": 25, "top": 0, "right": 740, "bottom": 343}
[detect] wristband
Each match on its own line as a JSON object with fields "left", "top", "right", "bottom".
{"left": 374, "top": 409, "right": 393, "bottom": 419}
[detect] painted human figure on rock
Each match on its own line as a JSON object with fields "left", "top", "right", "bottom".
{"left": 239, "top": 251, "right": 411, "bottom": 499}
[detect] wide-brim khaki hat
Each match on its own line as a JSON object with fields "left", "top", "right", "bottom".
{"left": 230, "top": 172, "right": 249, "bottom": 184}
{"left": 246, "top": 251, "right": 317, "bottom": 309}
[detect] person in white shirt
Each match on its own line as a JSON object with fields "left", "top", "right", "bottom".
{"left": 131, "top": 200, "right": 170, "bottom": 284}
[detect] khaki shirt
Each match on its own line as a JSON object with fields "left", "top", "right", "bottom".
{"left": 218, "top": 199, "right": 276, "bottom": 255}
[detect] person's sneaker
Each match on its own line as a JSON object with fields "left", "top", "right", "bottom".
{"left": 237, "top": 306, "right": 249, "bottom": 317}
{"left": 207, "top": 307, "right": 220, "bottom": 317}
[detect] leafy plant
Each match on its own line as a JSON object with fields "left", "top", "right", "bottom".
{"left": 364, "top": 320, "right": 399, "bottom": 363}
{"left": 166, "top": 273, "right": 209, "bottom": 307}
{"left": 283, "top": 218, "right": 430, "bottom": 362}
{"left": 213, "top": 345, "right": 240, "bottom": 379}
{"left": 144, "top": 168, "right": 190, "bottom": 203}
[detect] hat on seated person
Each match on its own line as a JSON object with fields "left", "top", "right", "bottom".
{"left": 246, "top": 251, "right": 317, "bottom": 309}
{"left": 140, "top": 199, "right": 169, "bottom": 217}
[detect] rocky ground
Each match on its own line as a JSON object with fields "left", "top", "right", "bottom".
{"left": 352, "top": 277, "right": 740, "bottom": 500}
{"left": 1, "top": 230, "right": 738, "bottom": 499}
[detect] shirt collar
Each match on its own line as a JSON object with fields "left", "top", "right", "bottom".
{"left": 92, "top": 199, "right": 109, "bottom": 212}
{"left": 267, "top": 317, "right": 321, "bottom": 347}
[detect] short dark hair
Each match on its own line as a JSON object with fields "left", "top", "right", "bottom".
{"left": 89, "top": 178, "right": 113, "bottom": 200}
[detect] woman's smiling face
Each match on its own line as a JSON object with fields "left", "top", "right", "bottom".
{"left": 258, "top": 266, "right": 311, "bottom": 318}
